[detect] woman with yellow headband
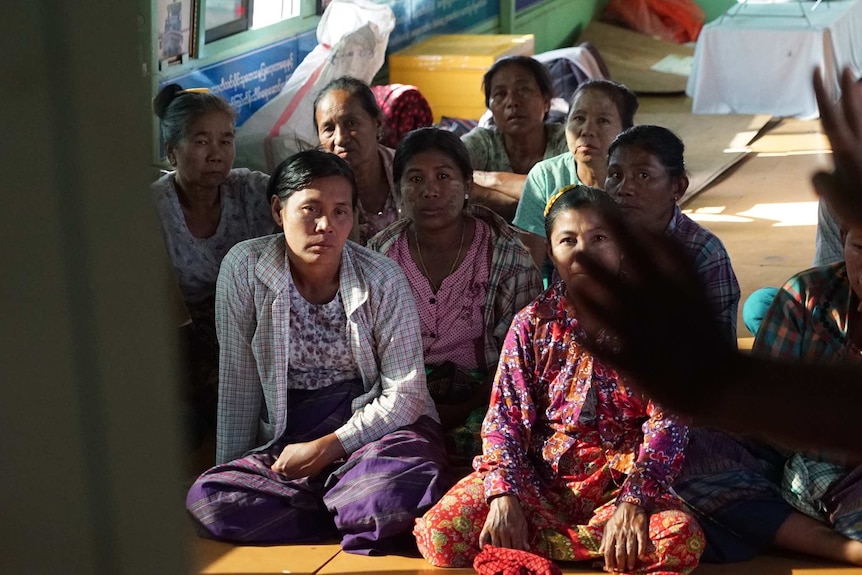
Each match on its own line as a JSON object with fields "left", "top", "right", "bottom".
{"left": 152, "top": 84, "right": 275, "bottom": 442}
{"left": 415, "top": 184, "right": 704, "bottom": 574}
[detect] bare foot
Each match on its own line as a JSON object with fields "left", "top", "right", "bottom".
{"left": 846, "top": 539, "right": 862, "bottom": 566}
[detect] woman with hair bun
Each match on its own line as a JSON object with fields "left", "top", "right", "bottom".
{"left": 152, "top": 84, "right": 274, "bottom": 437}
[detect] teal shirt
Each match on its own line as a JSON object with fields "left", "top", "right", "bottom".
{"left": 512, "top": 152, "right": 580, "bottom": 238}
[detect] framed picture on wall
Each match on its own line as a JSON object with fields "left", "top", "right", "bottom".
{"left": 158, "top": 0, "right": 195, "bottom": 65}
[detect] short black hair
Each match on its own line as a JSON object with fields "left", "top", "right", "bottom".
{"left": 393, "top": 127, "right": 473, "bottom": 187}
{"left": 482, "top": 55, "right": 554, "bottom": 108}
{"left": 608, "top": 125, "right": 686, "bottom": 178}
{"left": 268, "top": 149, "right": 358, "bottom": 208}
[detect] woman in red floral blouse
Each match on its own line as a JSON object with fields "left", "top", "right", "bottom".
{"left": 414, "top": 185, "right": 704, "bottom": 574}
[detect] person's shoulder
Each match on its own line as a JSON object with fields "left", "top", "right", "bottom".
{"left": 472, "top": 206, "right": 527, "bottom": 251}
{"left": 377, "top": 143, "right": 396, "bottom": 163}
{"left": 673, "top": 210, "right": 729, "bottom": 254}
{"left": 546, "top": 122, "right": 566, "bottom": 138}
{"left": 785, "top": 261, "right": 845, "bottom": 292}
{"left": 223, "top": 234, "right": 281, "bottom": 269}
{"left": 545, "top": 123, "right": 568, "bottom": 147}
{"left": 366, "top": 218, "right": 409, "bottom": 253}
{"left": 461, "top": 125, "right": 496, "bottom": 143}
{"left": 151, "top": 171, "right": 175, "bottom": 195}
{"left": 225, "top": 168, "right": 270, "bottom": 193}
{"left": 534, "top": 151, "right": 574, "bottom": 174}
{"left": 346, "top": 241, "right": 406, "bottom": 281}
{"left": 516, "top": 282, "right": 564, "bottom": 323}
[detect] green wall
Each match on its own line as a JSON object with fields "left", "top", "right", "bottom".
{"left": 694, "top": 0, "right": 736, "bottom": 22}
{"left": 509, "top": 0, "right": 610, "bottom": 53}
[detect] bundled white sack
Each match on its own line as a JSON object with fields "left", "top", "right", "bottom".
{"left": 235, "top": 0, "right": 395, "bottom": 172}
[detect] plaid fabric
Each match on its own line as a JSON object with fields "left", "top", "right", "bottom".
{"left": 782, "top": 453, "right": 844, "bottom": 521}
{"left": 675, "top": 429, "right": 786, "bottom": 516}
{"left": 666, "top": 207, "right": 740, "bottom": 342}
{"left": 371, "top": 84, "right": 433, "bottom": 149}
{"left": 826, "top": 465, "right": 862, "bottom": 540}
{"left": 435, "top": 116, "right": 479, "bottom": 138}
{"left": 214, "top": 235, "right": 437, "bottom": 463}
{"left": 474, "top": 545, "right": 562, "bottom": 575}
{"left": 753, "top": 262, "right": 851, "bottom": 361}
{"left": 751, "top": 263, "right": 862, "bottom": 540}
{"left": 369, "top": 205, "right": 543, "bottom": 371}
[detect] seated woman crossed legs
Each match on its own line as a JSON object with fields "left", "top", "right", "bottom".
{"left": 414, "top": 185, "right": 704, "bottom": 574}
{"left": 368, "top": 128, "right": 542, "bottom": 463}
{"left": 186, "top": 150, "right": 452, "bottom": 554}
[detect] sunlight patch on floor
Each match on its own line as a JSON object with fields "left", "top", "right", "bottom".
{"left": 684, "top": 201, "right": 818, "bottom": 226}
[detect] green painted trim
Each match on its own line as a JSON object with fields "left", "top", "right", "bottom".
{"left": 500, "top": 0, "right": 515, "bottom": 33}
{"left": 694, "top": 0, "right": 736, "bottom": 22}
{"left": 513, "top": 0, "right": 609, "bottom": 53}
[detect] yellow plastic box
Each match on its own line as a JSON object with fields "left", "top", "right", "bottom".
{"left": 389, "top": 34, "right": 535, "bottom": 123}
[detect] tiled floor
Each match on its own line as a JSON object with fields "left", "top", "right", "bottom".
{"left": 189, "top": 98, "right": 860, "bottom": 573}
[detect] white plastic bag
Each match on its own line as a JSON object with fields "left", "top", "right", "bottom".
{"left": 235, "top": 0, "right": 395, "bottom": 172}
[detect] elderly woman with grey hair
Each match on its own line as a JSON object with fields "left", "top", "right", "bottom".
{"left": 152, "top": 84, "right": 274, "bottom": 439}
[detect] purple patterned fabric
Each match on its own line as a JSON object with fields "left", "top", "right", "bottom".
{"left": 187, "top": 378, "right": 453, "bottom": 552}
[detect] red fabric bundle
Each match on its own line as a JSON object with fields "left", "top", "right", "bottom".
{"left": 603, "top": 0, "right": 705, "bottom": 44}
{"left": 370, "top": 83, "right": 433, "bottom": 148}
{"left": 473, "top": 545, "right": 563, "bottom": 575}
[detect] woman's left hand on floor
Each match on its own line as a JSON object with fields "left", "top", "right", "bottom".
{"left": 599, "top": 502, "right": 651, "bottom": 573}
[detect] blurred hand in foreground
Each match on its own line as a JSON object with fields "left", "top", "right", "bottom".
{"left": 567, "top": 210, "right": 734, "bottom": 418}
{"left": 813, "top": 67, "right": 862, "bottom": 228}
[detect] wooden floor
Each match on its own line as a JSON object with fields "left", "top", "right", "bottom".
{"left": 192, "top": 537, "right": 862, "bottom": 574}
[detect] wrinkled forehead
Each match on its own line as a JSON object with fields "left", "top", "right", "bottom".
{"left": 569, "top": 89, "right": 621, "bottom": 117}
{"left": 608, "top": 145, "right": 662, "bottom": 168}
{"left": 489, "top": 63, "right": 538, "bottom": 87}
{"left": 316, "top": 90, "right": 370, "bottom": 118}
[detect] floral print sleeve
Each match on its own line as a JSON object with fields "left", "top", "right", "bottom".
{"left": 477, "top": 305, "right": 539, "bottom": 500}
{"left": 617, "top": 400, "right": 689, "bottom": 509}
